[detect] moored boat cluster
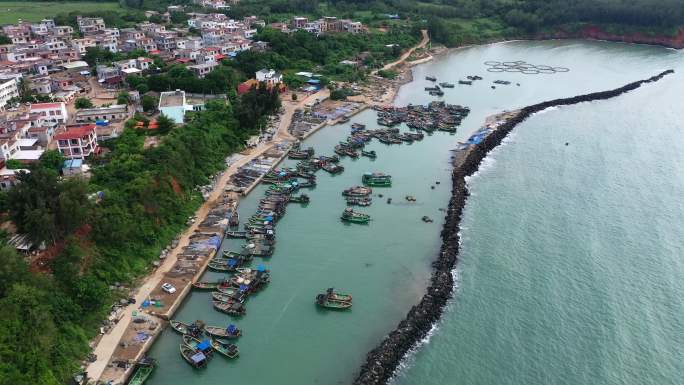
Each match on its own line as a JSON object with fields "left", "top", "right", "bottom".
{"left": 170, "top": 319, "right": 240, "bottom": 369}
{"left": 374, "top": 101, "right": 470, "bottom": 132}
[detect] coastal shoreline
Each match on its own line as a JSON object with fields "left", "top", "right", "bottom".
{"left": 352, "top": 69, "right": 674, "bottom": 385}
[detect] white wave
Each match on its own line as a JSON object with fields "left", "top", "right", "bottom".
{"left": 531, "top": 105, "right": 559, "bottom": 115}
{"left": 388, "top": 269, "right": 462, "bottom": 385}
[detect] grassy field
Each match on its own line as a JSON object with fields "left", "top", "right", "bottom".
{"left": 0, "top": 1, "right": 123, "bottom": 25}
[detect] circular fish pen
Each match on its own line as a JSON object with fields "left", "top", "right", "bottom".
{"left": 483, "top": 60, "right": 571, "bottom": 75}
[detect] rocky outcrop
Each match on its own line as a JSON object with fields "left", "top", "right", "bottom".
{"left": 353, "top": 69, "right": 674, "bottom": 385}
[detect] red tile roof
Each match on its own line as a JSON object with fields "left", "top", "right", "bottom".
{"left": 54, "top": 124, "right": 95, "bottom": 140}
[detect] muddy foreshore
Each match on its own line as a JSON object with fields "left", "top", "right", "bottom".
{"left": 352, "top": 69, "right": 674, "bottom": 385}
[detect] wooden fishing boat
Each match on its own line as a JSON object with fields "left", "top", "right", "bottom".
{"left": 458, "top": 80, "right": 473, "bottom": 85}
{"left": 216, "top": 285, "right": 246, "bottom": 295}
{"left": 429, "top": 90, "right": 444, "bottom": 96}
{"left": 182, "top": 335, "right": 214, "bottom": 357}
{"left": 318, "top": 155, "right": 340, "bottom": 163}
{"left": 439, "top": 82, "right": 455, "bottom": 88}
{"left": 362, "top": 172, "right": 392, "bottom": 187}
{"left": 315, "top": 294, "right": 352, "bottom": 309}
{"left": 212, "top": 290, "right": 246, "bottom": 304}
{"left": 210, "top": 338, "right": 240, "bottom": 359}
{"left": 340, "top": 208, "right": 371, "bottom": 223}
{"left": 361, "top": 150, "right": 377, "bottom": 159}
{"left": 334, "top": 145, "right": 347, "bottom": 157}
{"left": 339, "top": 116, "right": 350, "bottom": 123}
{"left": 346, "top": 197, "right": 372, "bottom": 207}
{"left": 289, "top": 194, "right": 310, "bottom": 203}
{"left": 180, "top": 344, "right": 208, "bottom": 368}
{"left": 170, "top": 320, "right": 204, "bottom": 336}
{"left": 126, "top": 357, "right": 156, "bottom": 385}
{"left": 223, "top": 250, "right": 251, "bottom": 259}
{"left": 208, "top": 259, "right": 243, "bottom": 272}
{"left": 324, "top": 288, "right": 352, "bottom": 302}
{"left": 425, "top": 76, "right": 437, "bottom": 81}
{"left": 212, "top": 300, "right": 246, "bottom": 316}
{"left": 321, "top": 162, "right": 344, "bottom": 174}
{"left": 192, "top": 280, "right": 230, "bottom": 291}
{"left": 204, "top": 324, "right": 241, "bottom": 339}
{"left": 345, "top": 149, "right": 359, "bottom": 158}
{"left": 225, "top": 231, "right": 247, "bottom": 238}
{"left": 342, "top": 186, "right": 372, "bottom": 197}
{"left": 351, "top": 123, "right": 366, "bottom": 130}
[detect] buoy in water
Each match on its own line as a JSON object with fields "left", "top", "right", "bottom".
{"left": 565, "top": 142, "right": 569, "bottom": 146}
{"left": 378, "top": 194, "right": 383, "bottom": 198}
{"left": 431, "top": 186, "right": 435, "bottom": 190}
{"left": 387, "top": 198, "right": 392, "bottom": 204}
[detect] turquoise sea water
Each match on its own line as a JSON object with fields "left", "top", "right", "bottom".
{"left": 146, "top": 41, "right": 684, "bottom": 385}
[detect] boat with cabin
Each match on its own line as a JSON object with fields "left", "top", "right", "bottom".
{"left": 204, "top": 324, "right": 241, "bottom": 339}
{"left": 126, "top": 357, "right": 156, "bottom": 385}
{"left": 212, "top": 300, "right": 246, "bottom": 316}
{"left": 362, "top": 172, "right": 392, "bottom": 187}
{"left": 315, "top": 288, "right": 353, "bottom": 310}
{"left": 180, "top": 344, "right": 208, "bottom": 368}
{"left": 346, "top": 197, "right": 372, "bottom": 206}
{"left": 170, "top": 320, "right": 204, "bottom": 336}
{"left": 182, "top": 335, "right": 214, "bottom": 357}
{"left": 210, "top": 339, "right": 240, "bottom": 359}
{"left": 340, "top": 208, "right": 371, "bottom": 223}
{"left": 361, "top": 150, "right": 377, "bottom": 158}
{"left": 342, "top": 186, "right": 372, "bottom": 197}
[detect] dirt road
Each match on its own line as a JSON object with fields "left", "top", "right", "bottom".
{"left": 374, "top": 29, "right": 430, "bottom": 74}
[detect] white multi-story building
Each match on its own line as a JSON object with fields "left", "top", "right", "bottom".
{"left": 29, "top": 102, "right": 68, "bottom": 124}
{"left": 55, "top": 124, "right": 99, "bottom": 159}
{"left": 0, "top": 77, "right": 20, "bottom": 111}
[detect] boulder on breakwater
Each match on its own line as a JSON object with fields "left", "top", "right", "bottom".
{"left": 352, "top": 69, "right": 674, "bottom": 385}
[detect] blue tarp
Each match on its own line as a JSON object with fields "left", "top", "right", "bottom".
{"left": 197, "top": 340, "right": 211, "bottom": 351}
{"left": 227, "top": 324, "right": 236, "bottom": 333}
{"left": 187, "top": 235, "right": 221, "bottom": 251}
{"left": 228, "top": 259, "right": 237, "bottom": 266}
{"left": 307, "top": 79, "right": 321, "bottom": 84}
{"left": 191, "top": 352, "right": 206, "bottom": 363}
{"left": 141, "top": 300, "right": 150, "bottom": 308}
{"left": 239, "top": 284, "right": 249, "bottom": 292}
{"left": 257, "top": 265, "right": 266, "bottom": 272}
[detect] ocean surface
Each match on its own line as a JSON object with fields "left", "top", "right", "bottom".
{"left": 146, "top": 41, "right": 684, "bottom": 385}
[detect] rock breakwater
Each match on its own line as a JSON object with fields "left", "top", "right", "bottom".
{"left": 353, "top": 69, "right": 674, "bottom": 385}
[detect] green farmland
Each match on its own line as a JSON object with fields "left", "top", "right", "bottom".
{"left": 0, "top": 1, "right": 123, "bottom": 25}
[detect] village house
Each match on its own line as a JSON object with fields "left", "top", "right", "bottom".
{"left": 75, "top": 104, "right": 128, "bottom": 123}
{"left": 77, "top": 17, "right": 106, "bottom": 34}
{"left": 29, "top": 102, "right": 69, "bottom": 124}
{"left": 158, "top": 89, "right": 204, "bottom": 124}
{"left": 55, "top": 124, "right": 99, "bottom": 159}
{"left": 0, "top": 76, "right": 20, "bottom": 111}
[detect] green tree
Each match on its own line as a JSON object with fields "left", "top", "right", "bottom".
{"left": 0, "top": 245, "right": 28, "bottom": 297}
{"left": 117, "top": 92, "right": 130, "bottom": 105}
{"left": 5, "top": 159, "right": 23, "bottom": 169}
{"left": 0, "top": 34, "right": 11, "bottom": 44}
{"left": 141, "top": 95, "right": 157, "bottom": 112}
{"left": 156, "top": 113, "right": 175, "bottom": 134}
{"left": 74, "top": 98, "right": 94, "bottom": 109}
{"left": 39, "top": 150, "right": 65, "bottom": 172}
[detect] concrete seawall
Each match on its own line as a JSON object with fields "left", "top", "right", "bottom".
{"left": 352, "top": 69, "right": 675, "bottom": 385}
